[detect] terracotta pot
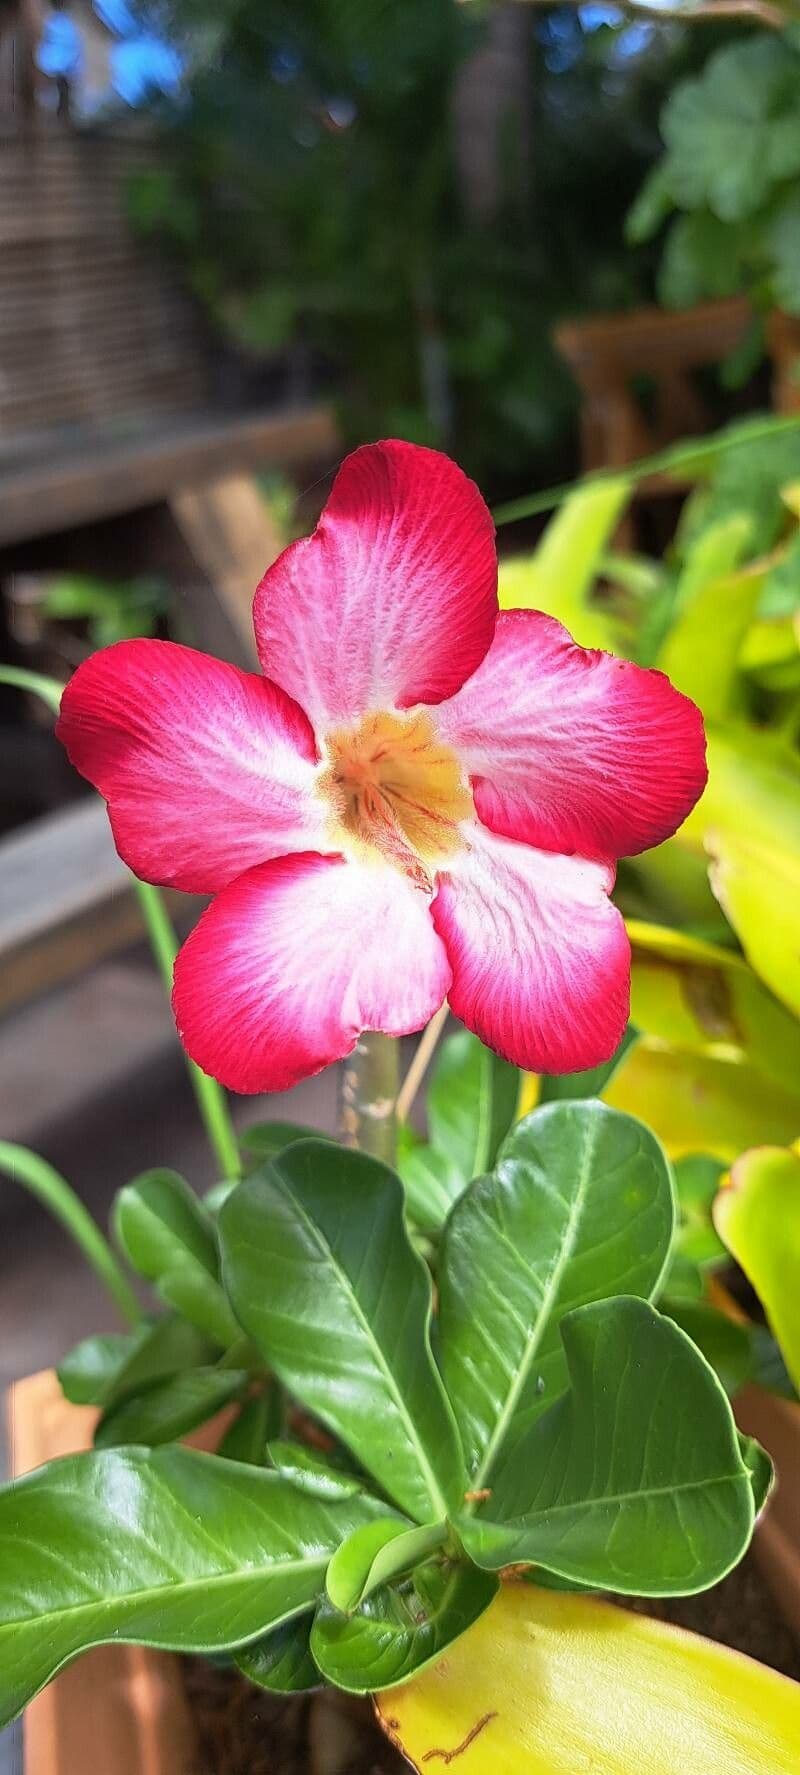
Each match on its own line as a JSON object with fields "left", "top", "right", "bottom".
{"left": 736, "top": 1382, "right": 800, "bottom": 1642}
{"left": 8, "top": 1369, "right": 201, "bottom": 1775}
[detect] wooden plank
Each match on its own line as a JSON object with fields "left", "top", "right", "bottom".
{"left": 0, "top": 801, "right": 199, "bottom": 1014}
{"left": 170, "top": 474, "right": 286, "bottom": 660}
{"left": 0, "top": 406, "right": 338, "bottom": 545}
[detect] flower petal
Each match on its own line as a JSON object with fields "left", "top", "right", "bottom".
{"left": 172, "top": 853, "right": 451, "bottom": 1093}
{"left": 435, "top": 610, "right": 707, "bottom": 860}
{"left": 57, "top": 640, "right": 327, "bottom": 893}
{"left": 253, "top": 440, "right": 497, "bottom": 732}
{"left": 431, "top": 823, "right": 630, "bottom": 1074}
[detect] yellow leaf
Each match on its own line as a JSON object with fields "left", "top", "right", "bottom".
{"left": 626, "top": 919, "right": 800, "bottom": 1098}
{"left": 377, "top": 1583, "right": 800, "bottom": 1774}
{"left": 498, "top": 476, "right": 630, "bottom": 648}
{"left": 714, "top": 1145, "right": 800, "bottom": 1392}
{"left": 603, "top": 1038, "right": 800, "bottom": 1161}
{"left": 707, "top": 829, "right": 800, "bottom": 1020}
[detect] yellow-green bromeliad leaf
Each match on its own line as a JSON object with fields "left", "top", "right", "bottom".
{"left": 498, "top": 475, "right": 630, "bottom": 648}
{"left": 602, "top": 1039, "right": 800, "bottom": 1162}
{"left": 714, "top": 1144, "right": 800, "bottom": 1393}
{"left": 376, "top": 1583, "right": 800, "bottom": 1774}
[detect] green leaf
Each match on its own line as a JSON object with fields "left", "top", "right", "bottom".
{"left": 751, "top": 1324, "right": 798, "bottom": 1401}
{"left": 708, "top": 827, "right": 800, "bottom": 1021}
{"left": 326, "top": 1519, "right": 447, "bottom": 1613}
{"left": 113, "top": 1169, "right": 240, "bottom": 1347}
{"left": 235, "top": 1615, "right": 320, "bottom": 1694}
{"left": 714, "top": 1145, "right": 800, "bottom": 1391}
{"left": 65, "top": 1314, "right": 216, "bottom": 1412}
{"left": 604, "top": 1037, "right": 800, "bottom": 1162}
{"left": 240, "top": 1122, "right": 335, "bottom": 1161}
{"left": 427, "top": 1029, "right": 519, "bottom": 1182}
{"left": 266, "top": 1441, "right": 362, "bottom": 1502}
{"left": 658, "top": 533, "right": 760, "bottom": 724}
{"left": 658, "top": 212, "right": 747, "bottom": 309}
{"left": 660, "top": 38, "right": 800, "bottom": 223}
{"left": 0, "top": 1445, "right": 388, "bottom": 1726}
{"left": 673, "top": 1154, "right": 727, "bottom": 1267}
{"left": 94, "top": 1368, "right": 248, "bottom": 1449}
{"left": 738, "top": 1434, "right": 774, "bottom": 1519}
{"left": 438, "top": 1102, "right": 675, "bottom": 1487}
{"left": 58, "top": 1332, "right": 143, "bottom": 1406}
{"left": 660, "top": 1300, "right": 753, "bottom": 1398}
{"left": 217, "top": 1392, "right": 282, "bottom": 1465}
{"left": 458, "top": 1298, "right": 754, "bottom": 1596}
{"left": 395, "top": 1127, "right": 465, "bottom": 1235}
{"left": 113, "top": 1169, "right": 217, "bottom": 1280}
{"left": 310, "top": 1562, "right": 497, "bottom": 1695}
{"left": 498, "top": 476, "right": 631, "bottom": 647}
{"left": 219, "top": 1141, "right": 466, "bottom": 1523}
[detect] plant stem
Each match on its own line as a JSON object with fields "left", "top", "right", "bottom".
{"left": 0, "top": 1141, "right": 142, "bottom": 1326}
{"left": 135, "top": 882, "right": 241, "bottom": 1181}
{"left": 395, "top": 1002, "right": 449, "bottom": 1125}
{"left": 339, "top": 1033, "right": 399, "bottom": 1166}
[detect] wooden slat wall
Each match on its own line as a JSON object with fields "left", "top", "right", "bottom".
{"left": 0, "top": 131, "right": 209, "bottom": 449}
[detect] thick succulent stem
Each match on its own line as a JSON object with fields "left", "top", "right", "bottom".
{"left": 338, "top": 1033, "right": 399, "bottom": 1165}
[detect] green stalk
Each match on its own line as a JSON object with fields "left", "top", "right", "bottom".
{"left": 0, "top": 1141, "right": 142, "bottom": 1326}
{"left": 134, "top": 882, "right": 241, "bottom": 1182}
{"left": 339, "top": 1032, "right": 399, "bottom": 1166}
{"left": 0, "top": 666, "right": 241, "bottom": 1182}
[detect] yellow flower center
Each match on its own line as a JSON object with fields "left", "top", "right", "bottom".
{"left": 318, "top": 709, "right": 473, "bottom": 889}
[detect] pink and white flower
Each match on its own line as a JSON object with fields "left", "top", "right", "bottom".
{"left": 57, "top": 440, "right": 706, "bottom": 1092}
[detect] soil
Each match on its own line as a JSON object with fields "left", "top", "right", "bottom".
{"left": 182, "top": 1553, "right": 800, "bottom": 1774}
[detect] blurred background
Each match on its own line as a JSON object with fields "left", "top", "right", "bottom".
{"left": 2, "top": 0, "right": 800, "bottom": 1389}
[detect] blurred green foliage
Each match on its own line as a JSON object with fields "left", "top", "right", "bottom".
{"left": 128, "top": 0, "right": 707, "bottom": 488}
{"left": 629, "top": 28, "right": 800, "bottom": 322}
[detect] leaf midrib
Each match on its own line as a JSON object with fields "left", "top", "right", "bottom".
{"left": 471, "top": 1117, "right": 599, "bottom": 1491}
{"left": 0, "top": 1553, "right": 330, "bottom": 1634}
{"left": 257, "top": 1175, "right": 451, "bottom": 1522}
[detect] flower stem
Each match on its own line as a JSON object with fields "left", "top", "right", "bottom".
{"left": 135, "top": 882, "right": 241, "bottom": 1181}
{"left": 0, "top": 1141, "right": 142, "bottom": 1326}
{"left": 339, "top": 1033, "right": 399, "bottom": 1166}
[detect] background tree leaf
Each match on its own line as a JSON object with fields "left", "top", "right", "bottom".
{"left": 459, "top": 1298, "right": 754, "bottom": 1596}
{"left": 311, "top": 1562, "right": 497, "bottom": 1695}
{"left": 439, "top": 1103, "right": 674, "bottom": 1487}
{"left": 220, "top": 1141, "right": 466, "bottom": 1523}
{"left": 0, "top": 1445, "right": 388, "bottom": 1726}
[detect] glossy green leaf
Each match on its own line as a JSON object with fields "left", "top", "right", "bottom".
{"left": 94, "top": 1368, "right": 248, "bottom": 1449}
{"left": 58, "top": 1331, "right": 143, "bottom": 1406}
{"left": 217, "top": 1391, "right": 282, "bottom": 1464}
{"left": 266, "top": 1441, "right": 362, "bottom": 1502}
{"left": 751, "top": 1324, "right": 798, "bottom": 1400}
{"left": 458, "top": 1298, "right": 754, "bottom": 1596}
{"left": 219, "top": 1141, "right": 466, "bottom": 1523}
{"left": 439, "top": 1103, "right": 674, "bottom": 1487}
{"left": 113, "top": 1168, "right": 217, "bottom": 1280}
{"left": 326, "top": 1519, "right": 447, "bottom": 1613}
{"left": 158, "top": 1260, "right": 241, "bottom": 1348}
{"left": 714, "top": 1145, "right": 800, "bottom": 1390}
{"left": 241, "top": 1122, "right": 335, "bottom": 1161}
{"left": 113, "top": 1168, "right": 240, "bottom": 1347}
{"left": 396, "top": 1127, "right": 465, "bottom": 1235}
{"left": 738, "top": 1434, "right": 774, "bottom": 1519}
{"left": 0, "top": 1445, "right": 388, "bottom": 1726}
{"left": 311, "top": 1561, "right": 497, "bottom": 1695}
{"left": 59, "top": 1313, "right": 215, "bottom": 1413}
{"left": 235, "top": 1614, "right": 320, "bottom": 1694}
{"left": 427, "top": 1030, "right": 519, "bottom": 1183}
{"left": 660, "top": 1300, "right": 753, "bottom": 1397}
